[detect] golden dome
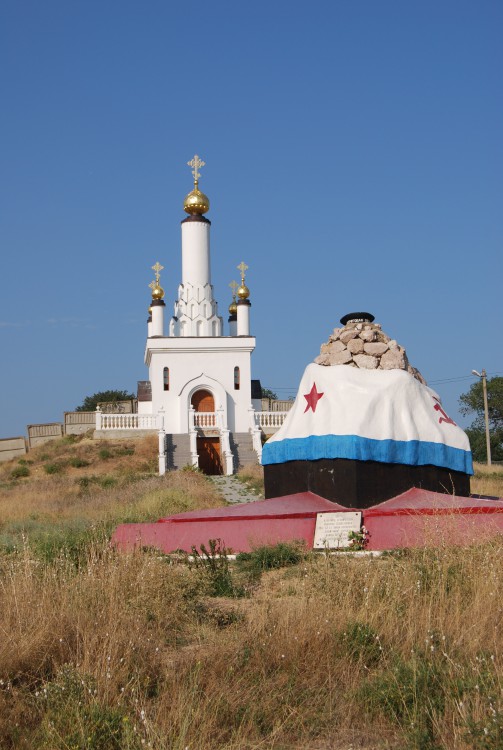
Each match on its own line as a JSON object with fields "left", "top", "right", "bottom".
{"left": 228, "top": 298, "right": 237, "bottom": 315}
{"left": 151, "top": 282, "right": 165, "bottom": 300}
{"left": 237, "top": 283, "right": 250, "bottom": 300}
{"left": 148, "top": 304, "right": 152, "bottom": 314}
{"left": 183, "top": 187, "right": 210, "bottom": 215}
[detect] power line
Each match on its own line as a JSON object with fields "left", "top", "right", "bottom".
{"left": 266, "top": 372, "right": 502, "bottom": 391}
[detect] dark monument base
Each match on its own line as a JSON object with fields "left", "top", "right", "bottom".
{"left": 263, "top": 459, "right": 471, "bottom": 509}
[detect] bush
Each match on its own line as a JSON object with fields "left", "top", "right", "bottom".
{"left": 11, "top": 464, "right": 30, "bottom": 479}
{"left": 43, "top": 462, "right": 65, "bottom": 475}
{"left": 98, "top": 448, "right": 113, "bottom": 460}
{"left": 190, "top": 539, "right": 244, "bottom": 597}
{"left": 69, "top": 457, "right": 90, "bottom": 468}
{"left": 235, "top": 541, "right": 305, "bottom": 579}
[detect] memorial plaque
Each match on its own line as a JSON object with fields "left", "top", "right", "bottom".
{"left": 313, "top": 512, "right": 362, "bottom": 549}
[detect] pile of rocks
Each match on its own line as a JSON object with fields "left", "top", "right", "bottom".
{"left": 314, "top": 314, "right": 426, "bottom": 385}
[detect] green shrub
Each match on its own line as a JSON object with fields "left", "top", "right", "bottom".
{"left": 114, "top": 446, "right": 135, "bottom": 456}
{"left": 98, "top": 448, "right": 113, "bottom": 460}
{"left": 235, "top": 541, "right": 305, "bottom": 579}
{"left": 69, "top": 456, "right": 90, "bottom": 468}
{"left": 190, "top": 539, "right": 244, "bottom": 597}
{"left": 43, "top": 462, "right": 65, "bottom": 475}
{"left": 11, "top": 464, "right": 30, "bottom": 479}
{"left": 339, "top": 621, "right": 384, "bottom": 667}
{"left": 61, "top": 434, "right": 78, "bottom": 445}
{"left": 98, "top": 475, "right": 117, "bottom": 489}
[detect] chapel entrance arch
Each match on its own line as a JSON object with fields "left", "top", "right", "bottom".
{"left": 191, "top": 389, "right": 222, "bottom": 475}
{"left": 191, "top": 389, "right": 214, "bottom": 413}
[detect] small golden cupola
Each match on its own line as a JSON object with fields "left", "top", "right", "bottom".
{"left": 149, "top": 261, "right": 165, "bottom": 300}
{"left": 228, "top": 280, "right": 238, "bottom": 315}
{"left": 237, "top": 261, "right": 250, "bottom": 299}
{"left": 183, "top": 154, "right": 210, "bottom": 215}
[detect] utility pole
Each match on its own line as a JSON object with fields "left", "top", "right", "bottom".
{"left": 472, "top": 369, "right": 492, "bottom": 466}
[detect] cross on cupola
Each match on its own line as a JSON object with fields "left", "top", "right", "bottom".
{"left": 152, "top": 261, "right": 164, "bottom": 283}
{"left": 149, "top": 262, "right": 165, "bottom": 302}
{"left": 187, "top": 155, "right": 205, "bottom": 186}
{"left": 237, "top": 261, "right": 248, "bottom": 283}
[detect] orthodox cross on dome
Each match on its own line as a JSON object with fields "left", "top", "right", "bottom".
{"left": 237, "top": 261, "right": 248, "bottom": 283}
{"left": 151, "top": 261, "right": 164, "bottom": 283}
{"left": 229, "top": 280, "right": 239, "bottom": 298}
{"left": 187, "top": 154, "right": 205, "bottom": 185}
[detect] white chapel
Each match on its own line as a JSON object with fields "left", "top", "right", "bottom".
{"left": 133, "top": 155, "right": 266, "bottom": 475}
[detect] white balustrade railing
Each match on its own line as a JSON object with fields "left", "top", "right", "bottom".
{"left": 256, "top": 411, "right": 289, "bottom": 430}
{"left": 96, "top": 412, "right": 159, "bottom": 430}
{"left": 193, "top": 412, "right": 218, "bottom": 429}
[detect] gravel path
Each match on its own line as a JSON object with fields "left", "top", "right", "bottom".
{"left": 209, "top": 475, "right": 263, "bottom": 505}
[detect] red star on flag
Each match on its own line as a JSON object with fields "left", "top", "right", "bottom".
{"left": 304, "top": 382, "right": 324, "bottom": 413}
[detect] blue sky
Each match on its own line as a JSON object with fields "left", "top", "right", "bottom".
{"left": 1, "top": 0, "right": 502, "bottom": 438}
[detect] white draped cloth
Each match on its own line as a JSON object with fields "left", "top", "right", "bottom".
{"left": 262, "top": 364, "right": 473, "bottom": 475}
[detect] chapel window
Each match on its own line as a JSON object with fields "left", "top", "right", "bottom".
{"left": 163, "top": 367, "right": 169, "bottom": 391}
{"left": 234, "top": 366, "right": 240, "bottom": 390}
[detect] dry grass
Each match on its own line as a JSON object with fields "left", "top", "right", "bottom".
{"left": 0, "top": 435, "right": 224, "bottom": 559}
{"left": 236, "top": 463, "right": 265, "bottom": 496}
{"left": 471, "top": 462, "right": 503, "bottom": 498}
{"left": 0, "top": 538, "right": 501, "bottom": 749}
{"left": 0, "top": 439, "right": 502, "bottom": 748}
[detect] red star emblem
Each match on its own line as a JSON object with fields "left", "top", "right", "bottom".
{"left": 304, "top": 382, "right": 324, "bottom": 413}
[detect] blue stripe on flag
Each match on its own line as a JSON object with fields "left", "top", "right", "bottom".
{"left": 261, "top": 434, "right": 473, "bottom": 475}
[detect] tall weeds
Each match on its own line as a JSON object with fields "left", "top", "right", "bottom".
{"left": 0, "top": 538, "right": 501, "bottom": 749}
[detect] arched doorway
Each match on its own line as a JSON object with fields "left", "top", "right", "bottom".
{"left": 191, "top": 389, "right": 222, "bottom": 475}
{"left": 191, "top": 389, "right": 214, "bottom": 413}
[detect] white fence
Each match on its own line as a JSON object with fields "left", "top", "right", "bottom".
{"left": 256, "top": 411, "right": 289, "bottom": 431}
{"left": 193, "top": 412, "right": 218, "bottom": 429}
{"left": 96, "top": 412, "right": 159, "bottom": 430}
{"left": 95, "top": 408, "right": 289, "bottom": 434}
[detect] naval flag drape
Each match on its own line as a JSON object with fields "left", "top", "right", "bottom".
{"left": 261, "top": 364, "right": 473, "bottom": 475}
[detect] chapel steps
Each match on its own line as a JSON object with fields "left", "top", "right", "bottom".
{"left": 229, "top": 432, "right": 259, "bottom": 470}
{"left": 165, "top": 433, "right": 193, "bottom": 470}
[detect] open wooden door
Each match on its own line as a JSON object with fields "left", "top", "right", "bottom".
{"left": 196, "top": 437, "right": 222, "bottom": 475}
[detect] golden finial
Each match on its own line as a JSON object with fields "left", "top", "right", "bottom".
{"left": 184, "top": 154, "right": 210, "bottom": 215}
{"left": 237, "top": 261, "right": 250, "bottom": 300}
{"left": 187, "top": 154, "right": 205, "bottom": 187}
{"left": 149, "top": 270, "right": 164, "bottom": 301}
{"left": 228, "top": 280, "right": 238, "bottom": 315}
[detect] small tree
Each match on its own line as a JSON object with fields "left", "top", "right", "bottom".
{"left": 459, "top": 376, "right": 503, "bottom": 462}
{"left": 261, "top": 387, "right": 279, "bottom": 401}
{"left": 459, "top": 376, "right": 503, "bottom": 431}
{"left": 75, "top": 390, "right": 136, "bottom": 412}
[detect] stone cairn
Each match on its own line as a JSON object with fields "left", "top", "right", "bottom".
{"left": 314, "top": 312, "right": 426, "bottom": 385}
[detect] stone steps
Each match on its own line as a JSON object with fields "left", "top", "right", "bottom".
{"left": 230, "top": 432, "right": 259, "bottom": 470}
{"left": 165, "top": 431, "right": 260, "bottom": 473}
{"left": 166, "top": 434, "right": 193, "bottom": 470}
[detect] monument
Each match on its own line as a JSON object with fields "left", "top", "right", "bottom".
{"left": 262, "top": 313, "right": 473, "bottom": 507}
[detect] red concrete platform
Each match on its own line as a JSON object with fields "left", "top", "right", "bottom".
{"left": 111, "top": 489, "right": 503, "bottom": 554}
{"left": 112, "top": 492, "right": 350, "bottom": 553}
{"left": 364, "top": 488, "right": 503, "bottom": 550}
